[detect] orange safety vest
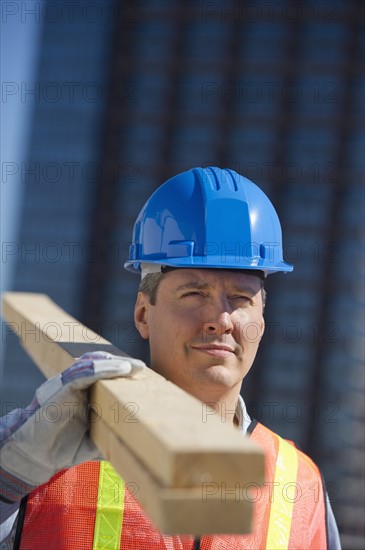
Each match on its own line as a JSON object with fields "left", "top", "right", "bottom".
{"left": 16, "top": 422, "right": 328, "bottom": 549}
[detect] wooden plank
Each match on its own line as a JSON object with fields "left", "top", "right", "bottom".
{"left": 1, "top": 292, "right": 123, "bottom": 376}
{"left": 90, "top": 369, "right": 264, "bottom": 489}
{"left": 92, "top": 416, "right": 253, "bottom": 535}
{"left": 2, "top": 291, "right": 264, "bottom": 488}
{"left": 2, "top": 291, "right": 265, "bottom": 534}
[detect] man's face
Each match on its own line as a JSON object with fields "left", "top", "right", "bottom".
{"left": 135, "top": 269, "right": 265, "bottom": 401}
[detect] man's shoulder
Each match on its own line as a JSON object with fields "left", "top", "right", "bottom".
{"left": 247, "top": 419, "right": 321, "bottom": 476}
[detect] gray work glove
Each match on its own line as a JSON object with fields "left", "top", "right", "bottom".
{"left": 0, "top": 351, "right": 145, "bottom": 503}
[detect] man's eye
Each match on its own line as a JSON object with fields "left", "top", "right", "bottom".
{"left": 182, "top": 291, "right": 205, "bottom": 298}
{"left": 231, "top": 295, "right": 251, "bottom": 303}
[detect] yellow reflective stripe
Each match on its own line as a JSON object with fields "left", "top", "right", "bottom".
{"left": 265, "top": 436, "right": 299, "bottom": 550}
{"left": 93, "top": 462, "right": 125, "bottom": 550}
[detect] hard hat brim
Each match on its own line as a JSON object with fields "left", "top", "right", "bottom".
{"left": 124, "top": 257, "right": 294, "bottom": 275}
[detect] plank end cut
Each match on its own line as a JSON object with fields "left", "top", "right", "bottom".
{"left": 91, "top": 373, "right": 265, "bottom": 489}
{"left": 92, "top": 416, "right": 254, "bottom": 535}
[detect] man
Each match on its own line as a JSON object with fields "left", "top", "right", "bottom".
{"left": 0, "top": 167, "right": 341, "bottom": 548}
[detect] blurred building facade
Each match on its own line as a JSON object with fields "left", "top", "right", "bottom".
{"left": 2, "top": 1, "right": 364, "bottom": 548}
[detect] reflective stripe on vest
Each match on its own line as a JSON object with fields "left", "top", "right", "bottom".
{"left": 93, "top": 462, "right": 125, "bottom": 550}
{"left": 18, "top": 422, "right": 327, "bottom": 549}
{"left": 265, "top": 434, "right": 299, "bottom": 549}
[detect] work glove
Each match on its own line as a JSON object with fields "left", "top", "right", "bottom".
{"left": 0, "top": 351, "right": 145, "bottom": 503}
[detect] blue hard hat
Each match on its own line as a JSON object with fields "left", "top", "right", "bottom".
{"left": 124, "top": 166, "right": 293, "bottom": 275}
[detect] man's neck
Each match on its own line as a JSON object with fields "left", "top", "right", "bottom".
{"left": 194, "top": 386, "right": 243, "bottom": 426}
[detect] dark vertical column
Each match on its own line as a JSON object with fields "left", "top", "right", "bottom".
{"left": 306, "top": 6, "right": 361, "bottom": 457}
{"left": 81, "top": 1, "right": 136, "bottom": 331}
{"left": 214, "top": 0, "right": 246, "bottom": 168}
{"left": 243, "top": 19, "right": 303, "bottom": 405}
{"left": 153, "top": 0, "right": 192, "bottom": 186}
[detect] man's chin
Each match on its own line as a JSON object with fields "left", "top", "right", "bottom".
{"left": 188, "top": 363, "right": 244, "bottom": 393}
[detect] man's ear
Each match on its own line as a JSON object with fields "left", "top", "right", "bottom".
{"left": 134, "top": 291, "right": 150, "bottom": 339}
{"left": 260, "top": 317, "right": 265, "bottom": 339}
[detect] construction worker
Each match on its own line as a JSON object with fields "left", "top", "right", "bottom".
{"left": 0, "top": 167, "right": 341, "bottom": 548}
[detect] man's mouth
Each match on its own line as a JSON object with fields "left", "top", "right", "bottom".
{"left": 191, "top": 344, "right": 236, "bottom": 357}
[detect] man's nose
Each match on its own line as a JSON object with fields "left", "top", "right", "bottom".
{"left": 202, "top": 310, "right": 235, "bottom": 336}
